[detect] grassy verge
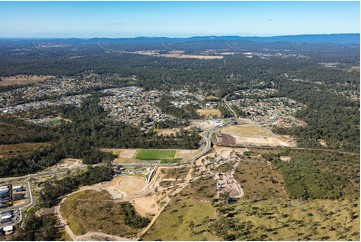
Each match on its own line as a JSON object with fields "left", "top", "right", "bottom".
{"left": 134, "top": 149, "right": 176, "bottom": 160}
{"left": 160, "top": 158, "right": 181, "bottom": 164}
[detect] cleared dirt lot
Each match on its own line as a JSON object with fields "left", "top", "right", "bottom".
{"left": 190, "top": 120, "right": 217, "bottom": 130}
{"left": 114, "top": 176, "right": 146, "bottom": 194}
{"left": 133, "top": 50, "right": 224, "bottom": 59}
{"left": 0, "top": 75, "right": 54, "bottom": 86}
{"left": 218, "top": 123, "right": 295, "bottom": 147}
{"left": 45, "top": 158, "right": 83, "bottom": 172}
{"left": 154, "top": 128, "right": 179, "bottom": 136}
{"left": 78, "top": 175, "right": 161, "bottom": 216}
{"left": 234, "top": 136, "right": 291, "bottom": 147}
{"left": 154, "top": 125, "right": 193, "bottom": 136}
{"left": 89, "top": 175, "right": 147, "bottom": 198}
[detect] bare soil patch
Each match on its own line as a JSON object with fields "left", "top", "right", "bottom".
{"left": 154, "top": 128, "right": 179, "bottom": 136}
{"left": 113, "top": 176, "right": 146, "bottom": 194}
{"left": 77, "top": 175, "right": 159, "bottom": 216}
{"left": 218, "top": 123, "right": 295, "bottom": 147}
{"left": 190, "top": 119, "right": 217, "bottom": 131}
{"left": 216, "top": 133, "right": 236, "bottom": 144}
{"left": 133, "top": 50, "right": 224, "bottom": 60}
{"left": 45, "top": 158, "right": 83, "bottom": 172}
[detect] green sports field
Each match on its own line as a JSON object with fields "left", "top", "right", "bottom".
{"left": 134, "top": 149, "right": 176, "bottom": 160}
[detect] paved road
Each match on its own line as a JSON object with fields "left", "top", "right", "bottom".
{"left": 0, "top": 164, "right": 104, "bottom": 183}
{"left": 223, "top": 94, "right": 238, "bottom": 119}
{"left": 185, "top": 120, "right": 233, "bottom": 164}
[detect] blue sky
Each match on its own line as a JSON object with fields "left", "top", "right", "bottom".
{"left": 0, "top": 1, "right": 359, "bottom": 38}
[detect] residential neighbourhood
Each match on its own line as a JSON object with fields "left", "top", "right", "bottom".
{"left": 99, "top": 86, "right": 176, "bottom": 129}
{"left": 0, "top": 72, "right": 131, "bottom": 108}
{"left": 229, "top": 96, "right": 306, "bottom": 128}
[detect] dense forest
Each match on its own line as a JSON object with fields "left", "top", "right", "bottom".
{"left": 263, "top": 150, "right": 360, "bottom": 200}
{"left": 273, "top": 76, "right": 359, "bottom": 152}
{"left": 10, "top": 212, "right": 62, "bottom": 241}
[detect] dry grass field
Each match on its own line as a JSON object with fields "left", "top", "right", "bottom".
{"left": 143, "top": 175, "right": 220, "bottom": 241}
{"left": 222, "top": 123, "right": 274, "bottom": 136}
{"left": 0, "top": 142, "right": 48, "bottom": 158}
{"left": 234, "top": 199, "right": 359, "bottom": 241}
{"left": 60, "top": 190, "right": 144, "bottom": 237}
{"left": 143, "top": 148, "right": 360, "bottom": 241}
{"left": 234, "top": 158, "right": 288, "bottom": 200}
{"left": 0, "top": 75, "right": 54, "bottom": 86}
{"left": 176, "top": 149, "right": 200, "bottom": 161}
{"left": 197, "top": 108, "right": 222, "bottom": 118}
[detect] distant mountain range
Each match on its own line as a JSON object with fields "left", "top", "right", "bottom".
{"left": 92, "top": 33, "right": 360, "bottom": 44}
{"left": 1, "top": 33, "right": 359, "bottom": 44}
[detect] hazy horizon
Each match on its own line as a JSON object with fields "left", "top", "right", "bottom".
{"left": 0, "top": 32, "right": 360, "bottom": 40}
{"left": 0, "top": 1, "right": 359, "bottom": 38}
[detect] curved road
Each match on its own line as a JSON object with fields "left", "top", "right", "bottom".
{"left": 222, "top": 93, "right": 238, "bottom": 119}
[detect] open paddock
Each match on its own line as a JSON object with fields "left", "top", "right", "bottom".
{"left": 0, "top": 75, "right": 54, "bottom": 86}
